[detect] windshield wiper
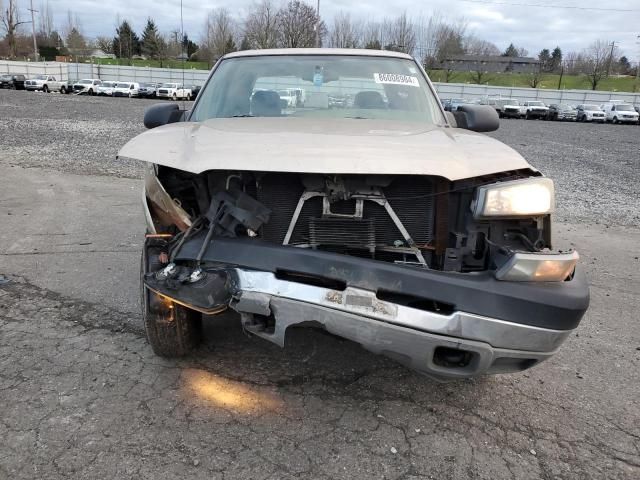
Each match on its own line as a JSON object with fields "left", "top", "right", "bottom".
{"left": 231, "top": 114, "right": 255, "bottom": 118}
{"left": 345, "top": 116, "right": 369, "bottom": 120}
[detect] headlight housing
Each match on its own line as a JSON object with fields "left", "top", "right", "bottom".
{"left": 473, "top": 178, "right": 555, "bottom": 218}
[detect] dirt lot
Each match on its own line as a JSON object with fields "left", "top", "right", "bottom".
{"left": 1, "top": 90, "right": 639, "bottom": 479}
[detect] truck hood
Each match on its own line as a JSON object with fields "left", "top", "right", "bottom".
{"left": 118, "top": 118, "right": 534, "bottom": 181}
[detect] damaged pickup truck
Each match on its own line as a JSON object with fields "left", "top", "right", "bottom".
{"left": 118, "top": 49, "right": 589, "bottom": 380}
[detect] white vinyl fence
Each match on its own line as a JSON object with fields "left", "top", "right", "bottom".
{"left": 433, "top": 82, "right": 640, "bottom": 107}
{"left": 1, "top": 60, "right": 639, "bottom": 106}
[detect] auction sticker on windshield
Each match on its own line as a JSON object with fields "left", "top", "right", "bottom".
{"left": 374, "top": 73, "right": 419, "bottom": 87}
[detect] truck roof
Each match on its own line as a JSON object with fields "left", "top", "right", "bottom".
{"left": 223, "top": 48, "right": 413, "bottom": 61}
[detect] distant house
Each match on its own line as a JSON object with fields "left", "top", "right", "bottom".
{"left": 441, "top": 55, "right": 540, "bottom": 73}
{"left": 175, "top": 52, "right": 189, "bottom": 61}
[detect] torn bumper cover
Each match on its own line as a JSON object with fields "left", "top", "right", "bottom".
{"left": 145, "top": 235, "right": 589, "bottom": 379}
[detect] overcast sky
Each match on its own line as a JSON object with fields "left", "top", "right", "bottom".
{"left": 36, "top": 0, "right": 640, "bottom": 61}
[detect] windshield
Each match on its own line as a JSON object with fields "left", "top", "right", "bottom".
{"left": 35, "top": 75, "right": 47, "bottom": 80}
{"left": 583, "top": 105, "right": 600, "bottom": 110}
{"left": 560, "top": 104, "right": 575, "bottom": 110}
{"left": 529, "top": 101, "right": 544, "bottom": 106}
{"left": 116, "top": 83, "right": 130, "bottom": 88}
{"left": 79, "top": 80, "right": 92, "bottom": 84}
{"left": 615, "top": 104, "right": 634, "bottom": 111}
{"left": 191, "top": 55, "right": 444, "bottom": 124}
{"left": 162, "top": 83, "right": 178, "bottom": 88}
{"left": 102, "top": 82, "right": 115, "bottom": 87}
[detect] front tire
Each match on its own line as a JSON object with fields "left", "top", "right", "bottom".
{"left": 60, "top": 86, "right": 66, "bottom": 94}
{"left": 42, "top": 85, "right": 49, "bottom": 93}
{"left": 141, "top": 246, "right": 202, "bottom": 357}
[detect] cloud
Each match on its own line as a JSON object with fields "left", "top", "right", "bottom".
{"left": 45, "top": 0, "right": 639, "bottom": 61}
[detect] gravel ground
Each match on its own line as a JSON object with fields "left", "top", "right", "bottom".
{"left": 1, "top": 89, "right": 639, "bottom": 227}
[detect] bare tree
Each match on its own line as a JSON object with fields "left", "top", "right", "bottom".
{"left": 464, "top": 35, "right": 500, "bottom": 56}
{"left": 95, "top": 36, "right": 112, "bottom": 53}
{"left": 1, "top": 0, "right": 29, "bottom": 58}
{"left": 362, "top": 19, "right": 382, "bottom": 49}
{"left": 243, "top": 0, "right": 280, "bottom": 49}
{"left": 202, "top": 8, "right": 237, "bottom": 61}
{"left": 583, "top": 39, "right": 614, "bottom": 90}
{"left": 527, "top": 65, "right": 544, "bottom": 88}
{"left": 416, "top": 13, "right": 467, "bottom": 68}
{"left": 385, "top": 12, "right": 415, "bottom": 54}
{"left": 277, "top": 0, "right": 325, "bottom": 48}
{"left": 64, "top": 10, "right": 86, "bottom": 52}
{"left": 329, "top": 11, "right": 362, "bottom": 48}
{"left": 38, "top": 1, "right": 54, "bottom": 38}
{"left": 470, "top": 69, "right": 491, "bottom": 84}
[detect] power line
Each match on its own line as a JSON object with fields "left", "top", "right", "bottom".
{"left": 456, "top": 0, "right": 640, "bottom": 12}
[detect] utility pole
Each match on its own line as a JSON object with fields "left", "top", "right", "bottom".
{"left": 28, "top": 0, "right": 39, "bottom": 62}
{"left": 636, "top": 35, "right": 639, "bottom": 80}
{"left": 315, "top": 0, "right": 320, "bottom": 48}
{"left": 605, "top": 41, "right": 617, "bottom": 77}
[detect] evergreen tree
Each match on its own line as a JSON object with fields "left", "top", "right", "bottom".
{"left": 550, "top": 46, "right": 562, "bottom": 72}
{"left": 239, "top": 36, "right": 251, "bottom": 51}
{"left": 502, "top": 43, "right": 518, "bottom": 57}
{"left": 538, "top": 48, "right": 551, "bottom": 72}
{"left": 141, "top": 18, "right": 162, "bottom": 59}
{"left": 112, "top": 20, "right": 141, "bottom": 59}
{"left": 364, "top": 39, "right": 381, "bottom": 50}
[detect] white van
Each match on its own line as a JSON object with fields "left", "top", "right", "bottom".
{"left": 601, "top": 103, "right": 639, "bottom": 124}
{"left": 113, "top": 82, "right": 140, "bottom": 98}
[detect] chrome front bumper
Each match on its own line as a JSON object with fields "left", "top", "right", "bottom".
{"left": 230, "top": 269, "right": 572, "bottom": 380}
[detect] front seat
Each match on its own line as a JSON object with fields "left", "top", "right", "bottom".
{"left": 251, "top": 90, "right": 282, "bottom": 117}
{"left": 354, "top": 91, "right": 386, "bottom": 109}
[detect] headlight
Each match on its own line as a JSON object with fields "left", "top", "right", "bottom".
{"left": 473, "top": 178, "right": 554, "bottom": 218}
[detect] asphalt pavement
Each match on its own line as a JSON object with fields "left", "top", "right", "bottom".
{"left": 0, "top": 90, "right": 639, "bottom": 479}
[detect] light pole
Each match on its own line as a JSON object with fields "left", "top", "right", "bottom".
{"left": 28, "top": 0, "right": 39, "bottom": 62}
{"left": 315, "top": 0, "right": 320, "bottom": 48}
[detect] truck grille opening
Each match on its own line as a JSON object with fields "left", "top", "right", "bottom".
{"left": 257, "top": 174, "right": 436, "bottom": 263}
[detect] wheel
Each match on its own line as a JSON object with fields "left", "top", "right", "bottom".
{"left": 141, "top": 246, "right": 202, "bottom": 357}
{"left": 42, "top": 85, "right": 49, "bottom": 93}
{"left": 128, "top": 92, "right": 132, "bottom": 98}
{"left": 60, "top": 86, "right": 66, "bottom": 94}
{"left": 525, "top": 112, "right": 531, "bottom": 120}
{"left": 613, "top": 117, "right": 618, "bottom": 124}
{"left": 172, "top": 93, "right": 177, "bottom": 101}
{"left": 88, "top": 88, "right": 94, "bottom": 96}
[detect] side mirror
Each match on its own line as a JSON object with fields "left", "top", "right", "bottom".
{"left": 452, "top": 104, "right": 499, "bottom": 132}
{"left": 143, "top": 103, "right": 186, "bottom": 129}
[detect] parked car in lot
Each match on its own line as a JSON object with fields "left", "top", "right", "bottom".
{"left": 97, "top": 81, "right": 117, "bottom": 96}
{"left": 113, "top": 82, "right": 140, "bottom": 97}
{"left": 119, "top": 48, "right": 588, "bottom": 381}
{"left": 522, "top": 101, "right": 549, "bottom": 119}
{"left": 25, "top": 74, "right": 66, "bottom": 93}
{"left": 484, "top": 98, "right": 522, "bottom": 118}
{"left": 576, "top": 104, "right": 605, "bottom": 123}
{"left": 601, "top": 103, "right": 640, "bottom": 124}
{"left": 442, "top": 97, "right": 471, "bottom": 112}
{"left": 156, "top": 83, "right": 191, "bottom": 100}
{"left": 189, "top": 85, "right": 202, "bottom": 101}
{"left": 547, "top": 103, "right": 577, "bottom": 121}
{"left": 0, "top": 74, "right": 26, "bottom": 89}
{"left": 72, "top": 78, "right": 102, "bottom": 95}
{"left": 138, "top": 83, "right": 160, "bottom": 98}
